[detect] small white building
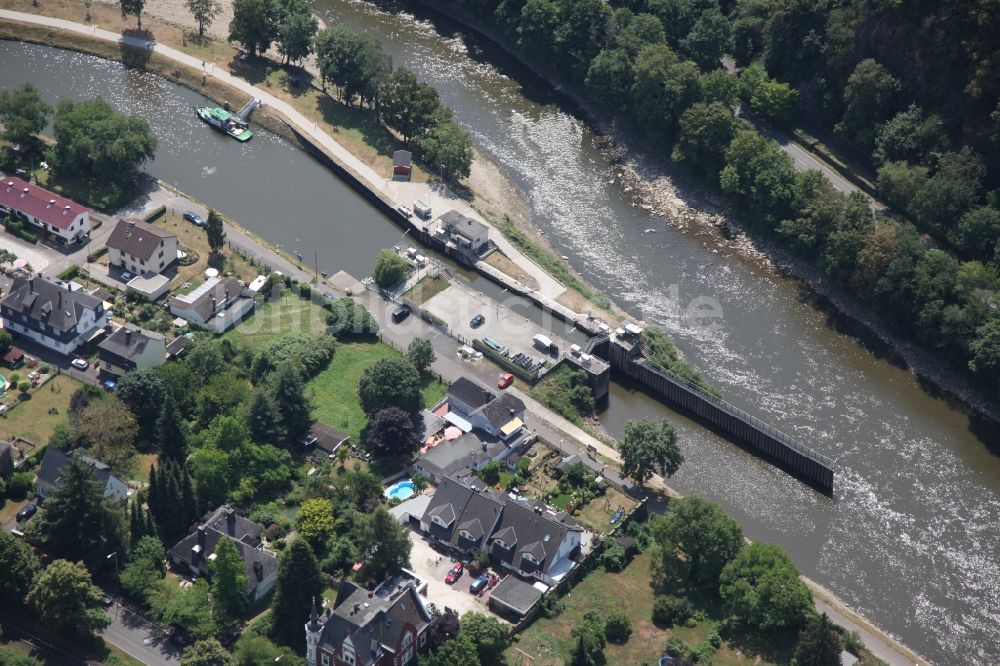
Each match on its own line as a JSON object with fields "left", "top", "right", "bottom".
{"left": 0, "top": 276, "right": 105, "bottom": 355}
{"left": 106, "top": 218, "right": 178, "bottom": 276}
{"left": 169, "top": 276, "right": 254, "bottom": 333}
{"left": 0, "top": 176, "right": 91, "bottom": 245}
{"left": 439, "top": 210, "right": 489, "bottom": 252}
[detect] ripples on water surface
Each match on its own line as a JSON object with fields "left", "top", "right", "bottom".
{"left": 308, "top": 2, "right": 999, "bottom": 662}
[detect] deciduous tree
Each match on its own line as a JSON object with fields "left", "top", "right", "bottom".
{"left": 792, "top": 612, "right": 843, "bottom": 666}
{"left": 366, "top": 407, "right": 420, "bottom": 457}
{"left": 407, "top": 337, "right": 435, "bottom": 373}
{"left": 53, "top": 98, "right": 156, "bottom": 186}
{"left": 117, "top": 368, "right": 166, "bottom": 450}
{"left": 229, "top": 0, "right": 279, "bottom": 56}
{"left": 619, "top": 417, "right": 683, "bottom": 485}
{"left": 459, "top": 613, "right": 509, "bottom": 666}
{"left": 295, "top": 498, "right": 335, "bottom": 550}
{"left": 119, "top": 0, "right": 145, "bottom": 29}
{"left": 358, "top": 507, "right": 410, "bottom": 583}
{"left": 357, "top": 356, "right": 424, "bottom": 420}
{"left": 0, "top": 83, "right": 51, "bottom": 152}
{"left": 719, "top": 542, "right": 812, "bottom": 632}
{"left": 27, "top": 559, "right": 110, "bottom": 637}
{"left": 419, "top": 120, "right": 474, "bottom": 181}
{"left": 186, "top": 0, "right": 222, "bottom": 37}
{"left": 181, "top": 638, "right": 231, "bottom": 666}
{"left": 652, "top": 496, "right": 743, "bottom": 590}
{"left": 0, "top": 530, "right": 39, "bottom": 605}
{"left": 206, "top": 209, "right": 226, "bottom": 254}
{"left": 211, "top": 538, "right": 246, "bottom": 629}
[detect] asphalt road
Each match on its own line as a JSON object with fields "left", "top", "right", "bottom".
{"left": 102, "top": 601, "right": 182, "bottom": 666}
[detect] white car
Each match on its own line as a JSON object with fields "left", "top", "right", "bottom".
{"left": 396, "top": 205, "right": 413, "bottom": 218}
{"left": 71, "top": 358, "right": 89, "bottom": 370}
{"left": 120, "top": 271, "right": 135, "bottom": 282}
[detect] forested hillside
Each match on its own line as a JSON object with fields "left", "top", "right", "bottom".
{"left": 403, "top": 0, "right": 1000, "bottom": 404}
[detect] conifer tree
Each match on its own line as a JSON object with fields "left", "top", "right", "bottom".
{"left": 792, "top": 613, "right": 843, "bottom": 666}
{"left": 129, "top": 501, "right": 146, "bottom": 545}
{"left": 271, "top": 363, "right": 311, "bottom": 447}
{"left": 181, "top": 466, "right": 198, "bottom": 528}
{"left": 156, "top": 394, "right": 188, "bottom": 463}
{"left": 270, "top": 540, "right": 323, "bottom": 646}
{"left": 246, "top": 388, "right": 282, "bottom": 444}
{"left": 211, "top": 537, "right": 246, "bottom": 630}
{"left": 148, "top": 465, "right": 160, "bottom": 521}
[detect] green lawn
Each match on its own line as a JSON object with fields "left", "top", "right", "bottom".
{"left": 509, "top": 552, "right": 779, "bottom": 666}
{"left": 307, "top": 340, "right": 447, "bottom": 442}
{"left": 223, "top": 291, "right": 329, "bottom": 350}
{"left": 406, "top": 275, "right": 450, "bottom": 305}
{"left": 0, "top": 374, "right": 82, "bottom": 450}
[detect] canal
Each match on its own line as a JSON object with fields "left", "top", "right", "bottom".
{"left": 305, "top": 2, "right": 998, "bottom": 663}
{"left": 0, "top": 19, "right": 995, "bottom": 660}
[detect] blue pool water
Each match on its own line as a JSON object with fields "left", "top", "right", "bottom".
{"left": 385, "top": 480, "right": 415, "bottom": 501}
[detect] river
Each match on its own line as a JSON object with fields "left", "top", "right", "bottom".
{"left": 303, "top": 2, "right": 998, "bottom": 663}
{"left": 0, "top": 18, "right": 996, "bottom": 662}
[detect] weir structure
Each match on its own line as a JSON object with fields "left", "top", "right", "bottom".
{"left": 588, "top": 330, "right": 837, "bottom": 496}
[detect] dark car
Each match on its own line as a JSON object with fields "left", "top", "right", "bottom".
{"left": 183, "top": 211, "right": 205, "bottom": 227}
{"left": 101, "top": 593, "right": 115, "bottom": 607}
{"left": 102, "top": 379, "right": 118, "bottom": 392}
{"left": 220, "top": 628, "right": 242, "bottom": 648}
{"left": 15, "top": 503, "right": 37, "bottom": 522}
{"left": 470, "top": 314, "right": 485, "bottom": 328}
{"left": 391, "top": 306, "right": 411, "bottom": 324}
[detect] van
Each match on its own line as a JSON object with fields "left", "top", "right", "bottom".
{"left": 391, "top": 306, "right": 411, "bottom": 323}
{"left": 414, "top": 200, "right": 432, "bottom": 219}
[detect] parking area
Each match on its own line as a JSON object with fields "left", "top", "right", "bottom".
{"left": 407, "top": 532, "right": 499, "bottom": 618}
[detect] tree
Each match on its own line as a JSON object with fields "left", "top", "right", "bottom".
{"left": 366, "top": 407, "right": 420, "bottom": 457}
{"left": 459, "top": 613, "right": 509, "bottom": 666}
{"left": 27, "top": 559, "right": 110, "bottom": 637}
{"left": 181, "top": 638, "right": 231, "bottom": 666}
{"left": 325, "top": 297, "right": 379, "bottom": 338}
{"left": 156, "top": 394, "right": 188, "bottom": 463}
{"left": 116, "top": 368, "right": 166, "bottom": 450}
{"left": 672, "top": 101, "right": 736, "bottom": 180}
{"left": 373, "top": 249, "right": 409, "bottom": 290}
{"left": 232, "top": 634, "right": 302, "bottom": 666}
{"left": 604, "top": 608, "right": 632, "bottom": 642}
{"left": 0, "top": 83, "right": 51, "bottom": 151}
{"left": 277, "top": 6, "right": 318, "bottom": 65}
{"left": 792, "top": 613, "right": 843, "bottom": 666}
{"left": 357, "top": 356, "right": 424, "bottom": 421}
{"left": 211, "top": 538, "right": 246, "bottom": 629}
{"left": 428, "top": 608, "right": 461, "bottom": 650}
{"left": 407, "top": 337, "right": 435, "bottom": 373}
{"left": 357, "top": 507, "right": 410, "bottom": 582}
{"left": 197, "top": 372, "right": 247, "bottom": 428}
{"left": 271, "top": 362, "right": 312, "bottom": 446}
{"left": 17, "top": 381, "right": 30, "bottom": 394}
{"left": 120, "top": 555, "right": 164, "bottom": 603}
{"left": 614, "top": 12, "right": 665, "bottom": 57}
{"left": 720, "top": 129, "right": 797, "bottom": 225}
{"left": 873, "top": 104, "right": 946, "bottom": 166}
{"left": 270, "top": 540, "right": 324, "bottom": 646}
{"left": 652, "top": 594, "right": 693, "bottom": 627}
{"left": 53, "top": 98, "right": 157, "bottom": 186}
{"left": 653, "top": 496, "right": 743, "bottom": 590}
{"left": 0, "top": 530, "right": 40, "bottom": 606}
{"left": 119, "top": 0, "right": 145, "bottom": 29}
{"left": 836, "top": 59, "right": 901, "bottom": 152}
{"left": 246, "top": 388, "right": 282, "bottom": 445}
{"left": 912, "top": 148, "right": 987, "bottom": 235}
{"left": 229, "top": 0, "right": 279, "bottom": 56}
{"left": 206, "top": 209, "right": 226, "bottom": 254}
{"left": 750, "top": 79, "right": 799, "bottom": 125}
{"left": 680, "top": 9, "right": 730, "bottom": 70}
{"left": 36, "top": 458, "right": 126, "bottom": 570}
{"left": 956, "top": 207, "right": 1000, "bottom": 261}
{"left": 186, "top": 0, "right": 222, "bottom": 37}
{"left": 74, "top": 396, "right": 139, "bottom": 474}
{"left": 130, "top": 535, "right": 166, "bottom": 572}
{"left": 568, "top": 609, "right": 605, "bottom": 666}
{"left": 619, "top": 418, "right": 683, "bottom": 485}
{"left": 585, "top": 49, "right": 634, "bottom": 109}
{"left": 419, "top": 120, "right": 474, "bottom": 181}
{"left": 424, "top": 634, "right": 481, "bottom": 666}
{"left": 970, "top": 318, "right": 1000, "bottom": 394}
{"left": 719, "top": 542, "right": 812, "bottom": 632}
{"left": 295, "top": 498, "right": 335, "bottom": 550}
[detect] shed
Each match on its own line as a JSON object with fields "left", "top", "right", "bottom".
{"left": 388, "top": 494, "right": 431, "bottom": 529}
{"left": 488, "top": 575, "right": 543, "bottom": 620}
{"left": 392, "top": 150, "right": 412, "bottom": 180}
{"left": 308, "top": 422, "right": 350, "bottom": 456}
{"left": 2, "top": 346, "right": 25, "bottom": 369}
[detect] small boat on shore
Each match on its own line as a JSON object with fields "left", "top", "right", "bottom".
{"left": 195, "top": 106, "right": 253, "bottom": 142}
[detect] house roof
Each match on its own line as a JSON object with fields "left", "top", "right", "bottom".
{"left": 488, "top": 493, "right": 582, "bottom": 577}
{"left": 168, "top": 505, "right": 277, "bottom": 595}
{"left": 2, "top": 346, "right": 24, "bottom": 363}
{"left": 418, "top": 410, "right": 446, "bottom": 441}
{"left": 555, "top": 454, "right": 582, "bottom": 473}
{"left": 0, "top": 176, "right": 88, "bottom": 230}
{"left": 165, "top": 335, "right": 191, "bottom": 358}
{"left": 106, "top": 218, "right": 175, "bottom": 262}
{"left": 489, "top": 575, "right": 543, "bottom": 615}
{"left": 98, "top": 324, "right": 164, "bottom": 365}
{"left": 392, "top": 150, "right": 412, "bottom": 167}
{"left": 417, "top": 432, "right": 505, "bottom": 479}
{"left": 321, "top": 580, "right": 431, "bottom": 662}
{"left": 37, "top": 447, "right": 125, "bottom": 496}
{"left": 440, "top": 210, "right": 488, "bottom": 239}
{"left": 309, "top": 422, "right": 350, "bottom": 455}
{"left": 1, "top": 277, "right": 103, "bottom": 340}
{"left": 169, "top": 277, "right": 249, "bottom": 324}
{"left": 448, "top": 377, "right": 495, "bottom": 411}
{"left": 480, "top": 393, "right": 526, "bottom": 431}
{"left": 388, "top": 494, "right": 431, "bottom": 524}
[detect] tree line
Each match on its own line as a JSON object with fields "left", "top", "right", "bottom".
{"left": 386, "top": 0, "right": 1000, "bottom": 402}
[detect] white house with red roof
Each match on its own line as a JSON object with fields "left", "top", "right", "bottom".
{"left": 0, "top": 176, "right": 91, "bottom": 245}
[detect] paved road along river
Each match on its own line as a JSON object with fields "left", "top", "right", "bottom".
{"left": 0, "top": 15, "right": 997, "bottom": 661}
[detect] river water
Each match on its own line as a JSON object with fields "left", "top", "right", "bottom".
{"left": 302, "top": 2, "right": 997, "bottom": 663}
{"left": 0, "top": 17, "right": 996, "bottom": 662}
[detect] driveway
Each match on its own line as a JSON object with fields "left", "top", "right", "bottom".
{"left": 407, "top": 532, "right": 491, "bottom": 618}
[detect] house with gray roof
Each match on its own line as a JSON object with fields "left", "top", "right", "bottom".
{"left": 97, "top": 324, "right": 166, "bottom": 377}
{"left": 305, "top": 579, "right": 432, "bottom": 666}
{"left": 444, "top": 377, "right": 528, "bottom": 443}
{"left": 168, "top": 505, "right": 278, "bottom": 601}
{"left": 169, "top": 276, "right": 254, "bottom": 333}
{"left": 106, "top": 218, "right": 178, "bottom": 276}
{"left": 438, "top": 210, "right": 489, "bottom": 253}
{"left": 488, "top": 575, "right": 543, "bottom": 621}
{"left": 36, "top": 448, "right": 128, "bottom": 502}
{"left": 420, "top": 475, "right": 583, "bottom": 585}
{"left": 0, "top": 276, "right": 105, "bottom": 354}
{"left": 413, "top": 432, "right": 512, "bottom": 484}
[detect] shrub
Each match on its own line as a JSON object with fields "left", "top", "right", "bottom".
{"left": 8, "top": 472, "right": 33, "bottom": 500}
{"left": 652, "top": 595, "right": 694, "bottom": 627}
{"left": 598, "top": 540, "right": 627, "bottom": 572}
{"left": 38, "top": 365, "right": 50, "bottom": 374}
{"left": 604, "top": 609, "right": 632, "bottom": 643}
{"left": 17, "top": 382, "right": 30, "bottom": 394}
{"left": 57, "top": 265, "right": 80, "bottom": 281}
{"left": 539, "top": 593, "right": 565, "bottom": 619}
{"left": 298, "top": 284, "right": 311, "bottom": 300}
{"left": 664, "top": 636, "right": 686, "bottom": 657}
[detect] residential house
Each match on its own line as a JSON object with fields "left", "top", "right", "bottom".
{"left": 420, "top": 475, "right": 583, "bottom": 585}
{"left": 97, "top": 324, "right": 167, "bottom": 377}
{"left": 0, "top": 276, "right": 104, "bottom": 354}
{"left": 305, "top": 579, "right": 432, "bottom": 666}
{"left": 437, "top": 211, "right": 489, "bottom": 253}
{"left": 413, "top": 432, "right": 514, "bottom": 485}
{"left": 0, "top": 177, "right": 91, "bottom": 245}
{"left": 445, "top": 377, "right": 527, "bottom": 442}
{"left": 168, "top": 277, "right": 254, "bottom": 333}
{"left": 168, "top": 505, "right": 278, "bottom": 601}
{"left": 106, "top": 218, "right": 178, "bottom": 276}
{"left": 307, "top": 422, "right": 351, "bottom": 457}
{"left": 36, "top": 448, "right": 128, "bottom": 502}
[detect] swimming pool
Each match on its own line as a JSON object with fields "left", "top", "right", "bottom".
{"left": 384, "top": 479, "right": 415, "bottom": 501}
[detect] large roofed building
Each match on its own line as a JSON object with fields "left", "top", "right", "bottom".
{"left": 97, "top": 324, "right": 167, "bottom": 376}
{"left": 0, "top": 276, "right": 105, "bottom": 354}
{"left": 168, "top": 276, "right": 254, "bottom": 333}
{"left": 0, "top": 176, "right": 91, "bottom": 245}
{"left": 106, "top": 218, "right": 178, "bottom": 277}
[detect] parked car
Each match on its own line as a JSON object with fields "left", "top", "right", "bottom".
{"left": 169, "top": 626, "right": 190, "bottom": 647}
{"left": 183, "top": 211, "right": 205, "bottom": 227}
{"left": 16, "top": 503, "right": 37, "bottom": 522}
{"left": 391, "top": 306, "right": 411, "bottom": 324}
{"left": 300, "top": 435, "right": 318, "bottom": 447}
{"left": 470, "top": 314, "right": 485, "bottom": 328}
{"left": 120, "top": 271, "right": 135, "bottom": 282}
{"left": 71, "top": 357, "right": 89, "bottom": 370}
{"left": 101, "top": 593, "right": 115, "bottom": 607}
{"left": 497, "top": 373, "right": 514, "bottom": 389}
{"left": 102, "top": 379, "right": 118, "bottom": 392}
{"left": 445, "top": 562, "right": 463, "bottom": 584}
{"left": 396, "top": 205, "right": 413, "bottom": 218}
{"left": 469, "top": 575, "right": 489, "bottom": 596}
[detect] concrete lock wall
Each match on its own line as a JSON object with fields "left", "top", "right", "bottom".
{"left": 606, "top": 343, "right": 835, "bottom": 495}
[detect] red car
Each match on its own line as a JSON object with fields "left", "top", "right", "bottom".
{"left": 497, "top": 373, "right": 514, "bottom": 389}
{"left": 445, "top": 562, "right": 464, "bottom": 584}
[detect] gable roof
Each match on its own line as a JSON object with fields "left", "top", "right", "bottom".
{"left": 0, "top": 176, "right": 88, "bottom": 229}
{"left": 98, "top": 324, "right": 165, "bottom": 364}
{"left": 106, "top": 218, "right": 175, "bottom": 262}
{"left": 37, "top": 448, "right": 125, "bottom": 497}
{"left": 417, "top": 432, "right": 506, "bottom": 479}
{"left": 169, "top": 277, "right": 249, "bottom": 323}
{"left": 480, "top": 393, "right": 526, "bottom": 430}
{"left": 1, "top": 277, "right": 103, "bottom": 339}
{"left": 447, "top": 377, "right": 494, "bottom": 411}
{"left": 488, "top": 497, "right": 581, "bottom": 576}
{"left": 321, "top": 580, "right": 431, "bottom": 663}
{"left": 309, "top": 422, "right": 350, "bottom": 455}
{"left": 440, "top": 210, "right": 488, "bottom": 239}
